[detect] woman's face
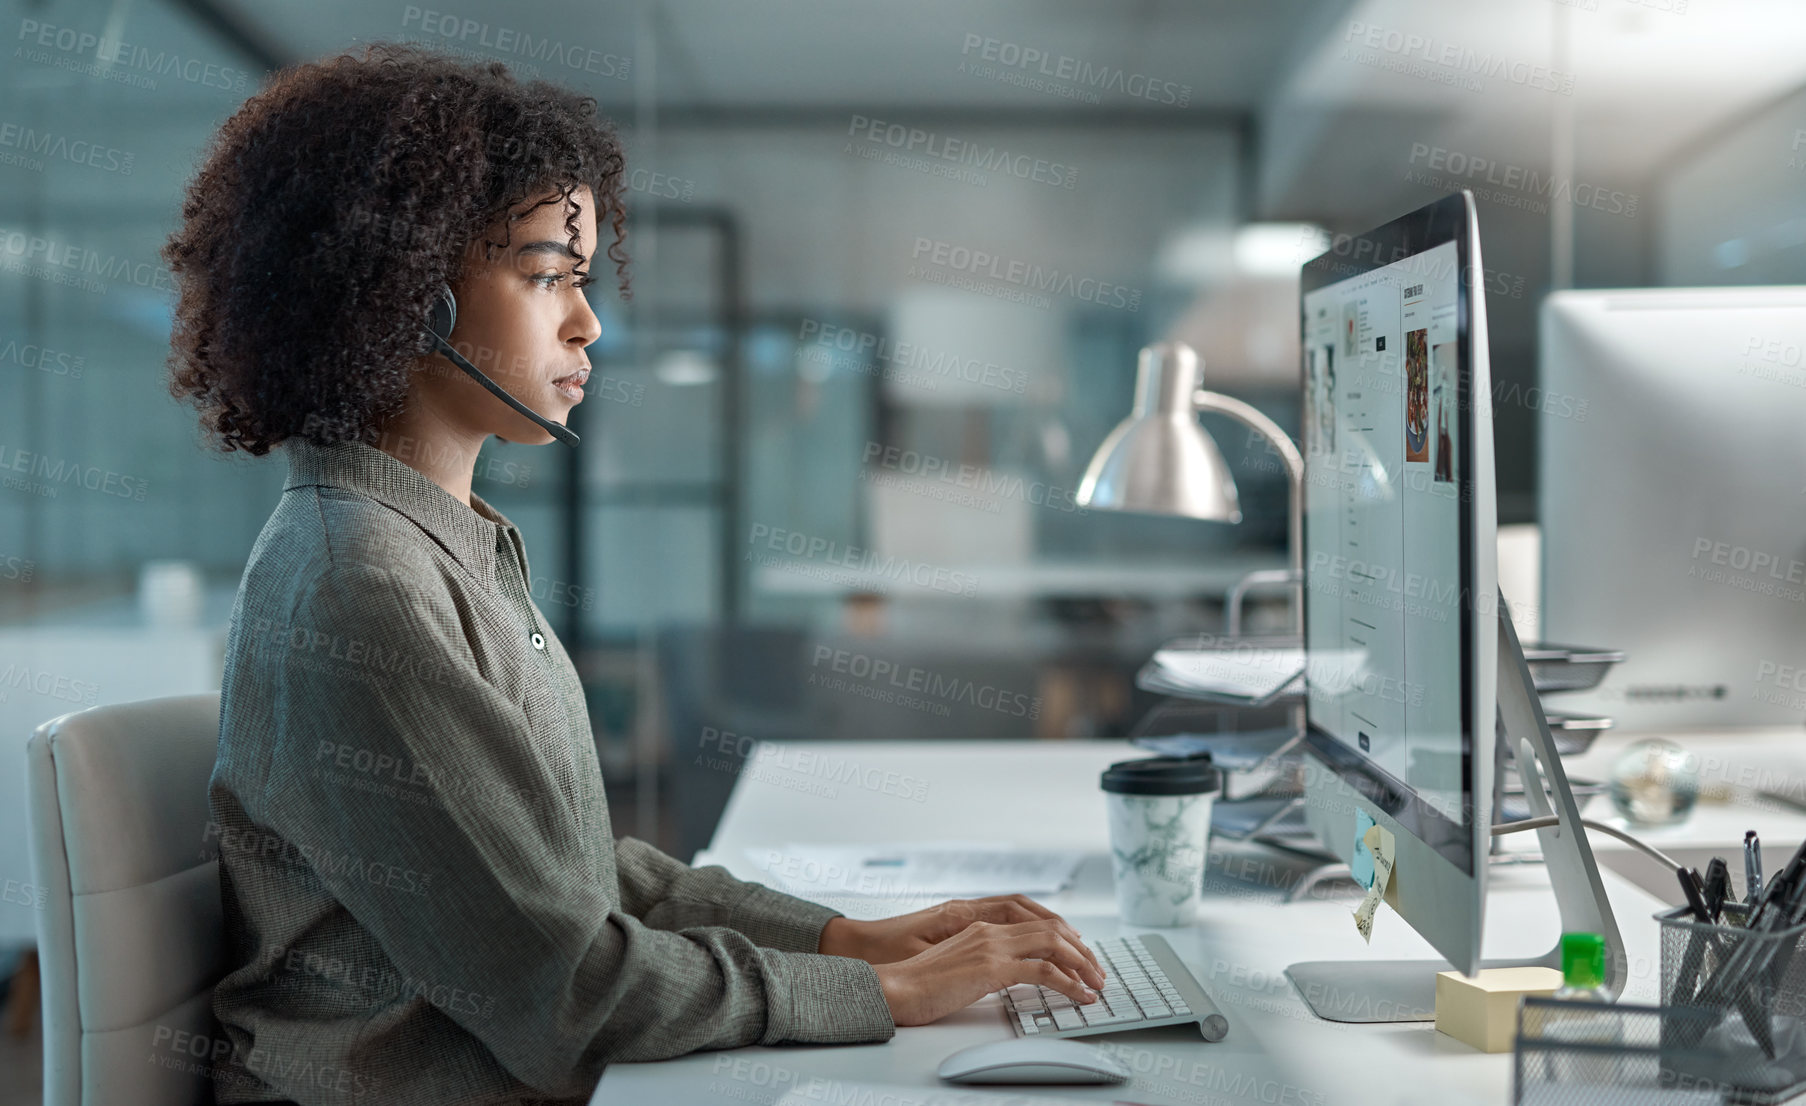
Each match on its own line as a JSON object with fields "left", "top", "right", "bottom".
{"left": 428, "top": 185, "right": 604, "bottom": 445}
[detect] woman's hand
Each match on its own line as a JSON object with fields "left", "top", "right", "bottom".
{"left": 817, "top": 894, "right": 1102, "bottom": 974}
{"left": 870, "top": 918, "right": 1108, "bottom": 1027}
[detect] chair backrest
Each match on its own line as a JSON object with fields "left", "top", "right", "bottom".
{"left": 25, "top": 692, "right": 225, "bottom": 1106}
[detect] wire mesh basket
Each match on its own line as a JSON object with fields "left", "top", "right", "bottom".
{"left": 1649, "top": 904, "right": 1806, "bottom": 1102}
{"left": 1515, "top": 997, "right": 1746, "bottom": 1105}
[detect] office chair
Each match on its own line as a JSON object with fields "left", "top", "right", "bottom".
{"left": 25, "top": 692, "right": 226, "bottom": 1106}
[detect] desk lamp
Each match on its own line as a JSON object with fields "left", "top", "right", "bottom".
{"left": 1076, "top": 340, "right": 1303, "bottom": 635}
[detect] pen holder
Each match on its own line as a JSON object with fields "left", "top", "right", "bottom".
{"left": 1513, "top": 998, "right": 1728, "bottom": 1105}
{"left": 1654, "top": 905, "right": 1806, "bottom": 1103}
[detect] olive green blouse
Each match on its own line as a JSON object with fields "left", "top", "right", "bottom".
{"left": 207, "top": 437, "right": 893, "bottom": 1106}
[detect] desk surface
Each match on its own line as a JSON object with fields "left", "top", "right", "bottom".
{"left": 593, "top": 734, "right": 1805, "bottom": 1106}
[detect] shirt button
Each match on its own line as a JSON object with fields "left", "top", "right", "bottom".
{"left": 530, "top": 632, "right": 546, "bottom": 651}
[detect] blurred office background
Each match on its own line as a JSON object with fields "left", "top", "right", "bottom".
{"left": 0, "top": 0, "right": 1803, "bottom": 1090}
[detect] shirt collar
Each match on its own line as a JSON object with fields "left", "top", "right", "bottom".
{"left": 283, "top": 437, "right": 524, "bottom": 584}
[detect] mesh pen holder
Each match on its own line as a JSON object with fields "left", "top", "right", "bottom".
{"left": 1514, "top": 998, "right": 1740, "bottom": 1105}
{"left": 1654, "top": 904, "right": 1806, "bottom": 1103}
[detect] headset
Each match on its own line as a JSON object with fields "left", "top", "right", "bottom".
{"left": 426, "top": 282, "right": 581, "bottom": 447}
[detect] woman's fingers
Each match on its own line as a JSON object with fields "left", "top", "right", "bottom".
{"left": 961, "top": 902, "right": 1105, "bottom": 979}
{"left": 997, "top": 914, "right": 1105, "bottom": 980}
{"left": 1000, "top": 927, "right": 1106, "bottom": 990}
{"left": 1017, "top": 956, "right": 1099, "bottom": 1006}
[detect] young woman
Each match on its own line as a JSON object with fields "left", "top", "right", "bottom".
{"left": 163, "top": 44, "right": 1103, "bottom": 1106}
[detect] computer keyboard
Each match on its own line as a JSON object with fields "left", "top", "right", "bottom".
{"left": 997, "top": 933, "right": 1229, "bottom": 1041}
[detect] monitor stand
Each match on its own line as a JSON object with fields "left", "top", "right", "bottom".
{"left": 1283, "top": 591, "right": 1626, "bottom": 1022}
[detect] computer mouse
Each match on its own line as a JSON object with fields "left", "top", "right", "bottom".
{"left": 937, "top": 1037, "right": 1131, "bottom": 1085}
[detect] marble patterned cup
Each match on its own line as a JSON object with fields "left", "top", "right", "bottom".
{"left": 1100, "top": 756, "right": 1222, "bottom": 927}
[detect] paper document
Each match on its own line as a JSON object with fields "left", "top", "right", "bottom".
{"left": 1144, "top": 644, "right": 1304, "bottom": 704}
{"left": 744, "top": 841, "right": 1084, "bottom": 899}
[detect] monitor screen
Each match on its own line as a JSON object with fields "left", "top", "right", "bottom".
{"left": 1299, "top": 212, "right": 1476, "bottom": 875}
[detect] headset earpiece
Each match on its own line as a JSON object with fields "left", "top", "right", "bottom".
{"left": 419, "top": 279, "right": 580, "bottom": 447}
{"left": 427, "top": 283, "right": 457, "bottom": 341}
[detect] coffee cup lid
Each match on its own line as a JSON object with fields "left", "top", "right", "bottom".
{"left": 1100, "top": 754, "right": 1221, "bottom": 796}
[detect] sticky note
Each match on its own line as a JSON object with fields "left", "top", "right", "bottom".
{"left": 1435, "top": 967, "right": 1564, "bottom": 1052}
{"left": 1353, "top": 823, "right": 1395, "bottom": 943}
{"left": 1351, "top": 809, "right": 1377, "bottom": 888}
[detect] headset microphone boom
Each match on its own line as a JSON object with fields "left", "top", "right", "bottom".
{"left": 425, "top": 282, "right": 581, "bottom": 447}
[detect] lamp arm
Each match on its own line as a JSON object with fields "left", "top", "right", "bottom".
{"left": 1194, "top": 389, "right": 1304, "bottom": 636}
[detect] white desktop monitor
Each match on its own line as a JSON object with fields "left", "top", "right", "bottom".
{"left": 1294, "top": 192, "right": 1499, "bottom": 988}
{"left": 1540, "top": 287, "right": 1806, "bottom": 730}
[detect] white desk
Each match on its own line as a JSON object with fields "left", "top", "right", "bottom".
{"left": 591, "top": 736, "right": 1806, "bottom": 1106}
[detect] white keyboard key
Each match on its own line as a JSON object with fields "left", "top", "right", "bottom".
{"left": 1052, "top": 1007, "right": 1085, "bottom": 1030}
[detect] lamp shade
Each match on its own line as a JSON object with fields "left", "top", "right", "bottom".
{"left": 1076, "top": 341, "right": 1241, "bottom": 522}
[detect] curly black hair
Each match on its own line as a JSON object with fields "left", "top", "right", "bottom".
{"left": 163, "top": 42, "right": 631, "bottom": 456}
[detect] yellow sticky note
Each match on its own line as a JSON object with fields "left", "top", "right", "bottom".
{"left": 1353, "top": 824, "right": 1395, "bottom": 943}
{"left": 1435, "top": 967, "right": 1565, "bottom": 1052}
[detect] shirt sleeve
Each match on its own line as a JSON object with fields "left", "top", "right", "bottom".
{"left": 260, "top": 563, "right": 894, "bottom": 1098}
{"left": 613, "top": 834, "right": 847, "bottom": 953}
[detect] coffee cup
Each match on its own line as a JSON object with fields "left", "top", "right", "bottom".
{"left": 1100, "top": 755, "right": 1221, "bottom": 927}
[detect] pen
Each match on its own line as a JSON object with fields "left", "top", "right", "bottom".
{"left": 1747, "top": 831, "right": 1765, "bottom": 906}
{"left": 1703, "top": 858, "right": 1731, "bottom": 924}
{"left": 1679, "top": 866, "right": 1713, "bottom": 922}
{"left": 1694, "top": 838, "right": 1806, "bottom": 1058}
{"left": 1673, "top": 865, "right": 1721, "bottom": 1008}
